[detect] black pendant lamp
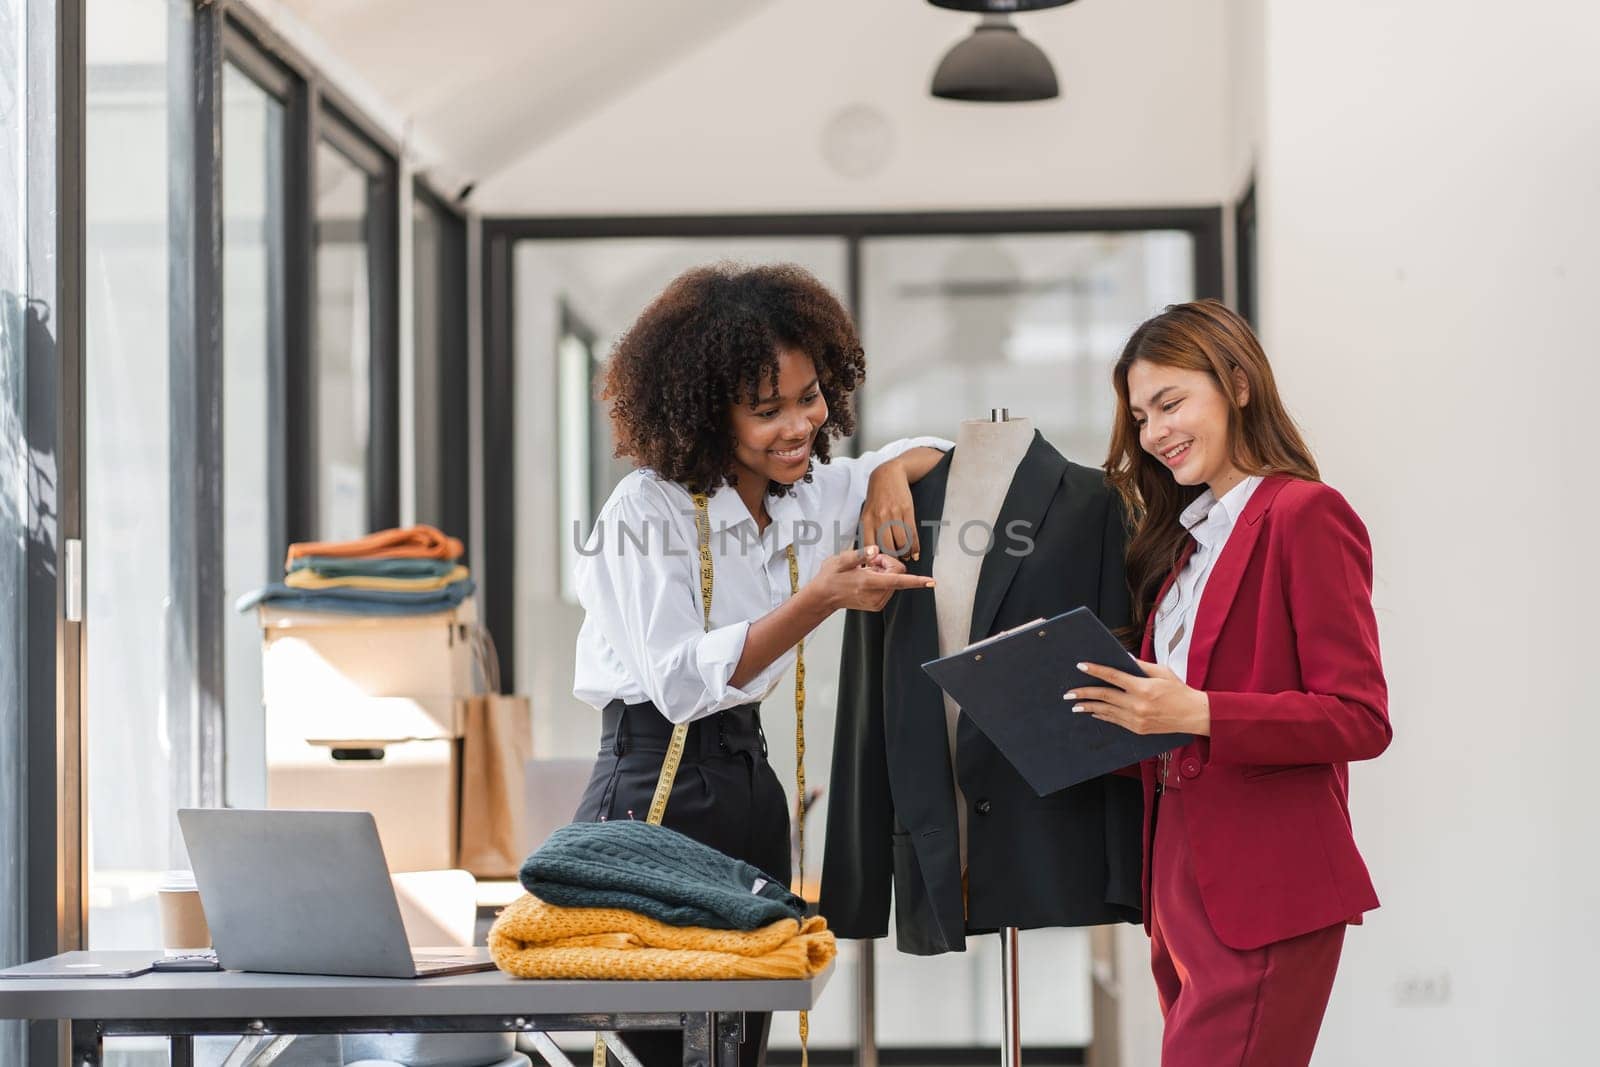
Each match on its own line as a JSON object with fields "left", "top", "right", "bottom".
{"left": 928, "top": 0, "right": 1079, "bottom": 104}
{"left": 929, "top": 0, "right": 1075, "bottom": 9}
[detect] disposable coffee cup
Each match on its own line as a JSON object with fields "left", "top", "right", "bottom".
{"left": 156, "top": 870, "right": 211, "bottom": 955}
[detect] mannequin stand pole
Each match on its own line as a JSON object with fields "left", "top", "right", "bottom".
{"left": 857, "top": 940, "right": 879, "bottom": 1067}
{"left": 1000, "top": 926, "right": 1022, "bottom": 1067}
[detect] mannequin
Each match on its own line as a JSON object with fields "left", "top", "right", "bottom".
{"left": 932, "top": 409, "right": 1035, "bottom": 1067}
{"left": 822, "top": 411, "right": 1143, "bottom": 1026}
{"left": 933, "top": 411, "right": 1035, "bottom": 869}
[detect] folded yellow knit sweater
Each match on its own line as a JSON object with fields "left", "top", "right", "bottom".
{"left": 489, "top": 893, "right": 836, "bottom": 980}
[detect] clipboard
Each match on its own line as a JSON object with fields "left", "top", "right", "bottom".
{"left": 922, "top": 606, "right": 1191, "bottom": 795}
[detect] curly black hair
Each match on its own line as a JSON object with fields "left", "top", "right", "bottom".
{"left": 601, "top": 262, "right": 866, "bottom": 497}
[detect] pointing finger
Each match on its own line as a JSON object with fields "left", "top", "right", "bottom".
{"left": 864, "top": 572, "right": 936, "bottom": 591}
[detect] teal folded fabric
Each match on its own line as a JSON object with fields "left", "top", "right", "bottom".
{"left": 520, "top": 820, "right": 805, "bottom": 931}
{"left": 286, "top": 556, "right": 459, "bottom": 579}
{"left": 234, "top": 578, "right": 475, "bottom": 616}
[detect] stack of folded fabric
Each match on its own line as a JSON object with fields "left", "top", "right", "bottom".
{"left": 489, "top": 820, "right": 836, "bottom": 981}
{"left": 235, "top": 525, "right": 475, "bottom": 616}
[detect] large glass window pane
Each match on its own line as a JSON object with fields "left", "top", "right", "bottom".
{"left": 859, "top": 231, "right": 1196, "bottom": 459}
{"left": 221, "top": 62, "right": 286, "bottom": 808}
{"left": 315, "top": 141, "right": 371, "bottom": 541}
{"left": 84, "top": 0, "right": 180, "bottom": 955}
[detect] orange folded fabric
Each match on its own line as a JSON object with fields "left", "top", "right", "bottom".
{"left": 284, "top": 525, "right": 464, "bottom": 569}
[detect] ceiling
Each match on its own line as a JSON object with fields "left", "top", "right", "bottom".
{"left": 275, "top": 0, "right": 776, "bottom": 188}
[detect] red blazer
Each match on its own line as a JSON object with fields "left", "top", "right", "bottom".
{"left": 1137, "top": 475, "right": 1391, "bottom": 950}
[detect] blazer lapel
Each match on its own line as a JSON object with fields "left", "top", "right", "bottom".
{"left": 881, "top": 455, "right": 967, "bottom": 950}
{"left": 967, "top": 432, "right": 1069, "bottom": 644}
{"left": 904, "top": 449, "right": 951, "bottom": 580}
{"left": 1185, "top": 474, "right": 1290, "bottom": 690}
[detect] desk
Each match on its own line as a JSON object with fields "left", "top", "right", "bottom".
{"left": 0, "top": 951, "right": 833, "bottom": 1067}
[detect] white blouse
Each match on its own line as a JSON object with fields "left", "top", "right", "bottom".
{"left": 573, "top": 437, "right": 953, "bottom": 723}
{"left": 1153, "top": 475, "right": 1262, "bottom": 683}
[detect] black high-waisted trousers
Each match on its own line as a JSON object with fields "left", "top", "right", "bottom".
{"left": 574, "top": 699, "right": 793, "bottom": 1067}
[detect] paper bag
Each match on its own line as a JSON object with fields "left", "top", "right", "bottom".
{"left": 457, "top": 692, "right": 533, "bottom": 877}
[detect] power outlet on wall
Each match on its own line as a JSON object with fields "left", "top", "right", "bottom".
{"left": 1394, "top": 971, "right": 1452, "bottom": 1005}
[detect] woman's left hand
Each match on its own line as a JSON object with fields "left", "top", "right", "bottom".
{"left": 1067, "top": 659, "right": 1211, "bottom": 736}
{"left": 862, "top": 460, "right": 921, "bottom": 561}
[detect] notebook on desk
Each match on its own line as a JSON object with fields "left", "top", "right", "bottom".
{"left": 179, "top": 808, "right": 494, "bottom": 979}
{"left": 0, "top": 951, "right": 155, "bottom": 980}
{"left": 922, "top": 606, "right": 1191, "bottom": 795}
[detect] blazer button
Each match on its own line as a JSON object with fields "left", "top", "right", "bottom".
{"left": 975, "top": 799, "right": 993, "bottom": 816}
{"left": 1179, "top": 757, "right": 1202, "bottom": 779}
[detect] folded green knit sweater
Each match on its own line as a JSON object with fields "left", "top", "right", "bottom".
{"left": 521, "top": 821, "right": 805, "bottom": 931}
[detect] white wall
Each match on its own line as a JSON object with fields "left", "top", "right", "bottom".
{"left": 1224, "top": 0, "right": 1265, "bottom": 199}
{"left": 474, "top": 0, "right": 1229, "bottom": 215}
{"left": 1251, "top": 2, "right": 1600, "bottom": 1063}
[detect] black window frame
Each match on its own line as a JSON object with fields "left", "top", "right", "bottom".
{"left": 1234, "top": 179, "right": 1258, "bottom": 327}
{"left": 412, "top": 180, "right": 471, "bottom": 553}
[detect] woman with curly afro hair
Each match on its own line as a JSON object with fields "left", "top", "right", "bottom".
{"left": 571, "top": 262, "right": 950, "bottom": 1067}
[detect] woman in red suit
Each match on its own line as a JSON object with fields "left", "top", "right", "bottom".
{"left": 1069, "top": 300, "right": 1391, "bottom": 1066}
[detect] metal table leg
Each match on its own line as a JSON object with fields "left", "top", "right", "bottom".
{"left": 600, "top": 1030, "right": 648, "bottom": 1067}
{"left": 681, "top": 1012, "right": 713, "bottom": 1067}
{"left": 170, "top": 1032, "right": 195, "bottom": 1067}
{"left": 715, "top": 1012, "right": 744, "bottom": 1067}
{"left": 524, "top": 1030, "right": 580, "bottom": 1067}
{"left": 69, "top": 1020, "right": 102, "bottom": 1067}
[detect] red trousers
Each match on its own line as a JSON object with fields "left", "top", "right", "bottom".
{"left": 1150, "top": 787, "right": 1345, "bottom": 1067}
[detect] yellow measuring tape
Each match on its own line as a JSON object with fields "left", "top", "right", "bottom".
{"left": 596, "top": 492, "right": 809, "bottom": 1067}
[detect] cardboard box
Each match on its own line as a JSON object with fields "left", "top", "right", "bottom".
{"left": 266, "top": 737, "right": 460, "bottom": 873}
{"left": 258, "top": 598, "right": 480, "bottom": 705}
{"left": 264, "top": 695, "right": 463, "bottom": 750}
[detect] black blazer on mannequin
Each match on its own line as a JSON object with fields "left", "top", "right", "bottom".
{"left": 819, "top": 432, "right": 1143, "bottom": 955}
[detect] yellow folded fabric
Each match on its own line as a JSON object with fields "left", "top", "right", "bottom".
{"left": 488, "top": 893, "right": 836, "bottom": 980}
{"left": 283, "top": 565, "right": 469, "bottom": 593}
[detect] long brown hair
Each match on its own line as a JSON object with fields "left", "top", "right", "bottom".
{"left": 1105, "top": 300, "right": 1319, "bottom": 641}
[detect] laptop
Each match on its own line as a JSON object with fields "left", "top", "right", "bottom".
{"left": 178, "top": 808, "right": 495, "bottom": 979}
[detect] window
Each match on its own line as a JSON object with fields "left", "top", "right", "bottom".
{"left": 314, "top": 113, "right": 398, "bottom": 540}
{"left": 857, "top": 230, "right": 1197, "bottom": 458}
{"left": 221, "top": 59, "right": 289, "bottom": 807}
{"left": 411, "top": 187, "right": 469, "bottom": 546}
{"left": 314, "top": 140, "right": 374, "bottom": 540}
{"left": 83, "top": 0, "right": 187, "bottom": 954}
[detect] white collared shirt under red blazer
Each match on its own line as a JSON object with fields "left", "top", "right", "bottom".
{"left": 1139, "top": 474, "right": 1392, "bottom": 950}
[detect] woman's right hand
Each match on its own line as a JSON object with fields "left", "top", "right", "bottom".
{"left": 811, "top": 545, "right": 935, "bottom": 613}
